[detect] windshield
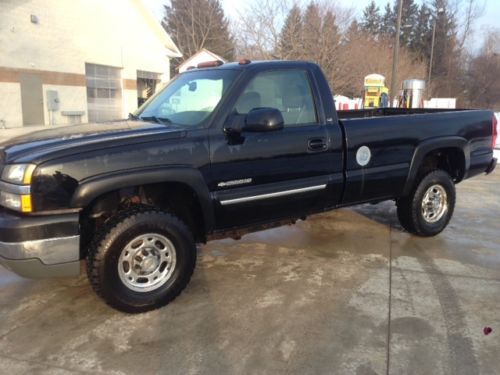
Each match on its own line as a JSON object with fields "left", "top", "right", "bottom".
{"left": 134, "top": 69, "right": 240, "bottom": 127}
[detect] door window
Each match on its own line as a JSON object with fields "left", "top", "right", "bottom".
{"left": 233, "top": 70, "right": 317, "bottom": 126}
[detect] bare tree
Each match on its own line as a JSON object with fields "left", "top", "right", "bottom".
{"left": 448, "top": 0, "right": 485, "bottom": 51}
{"left": 233, "top": 0, "right": 291, "bottom": 59}
{"left": 234, "top": 0, "right": 354, "bottom": 60}
{"left": 233, "top": 0, "right": 436, "bottom": 101}
{"left": 465, "top": 28, "right": 500, "bottom": 110}
{"left": 334, "top": 28, "right": 427, "bottom": 98}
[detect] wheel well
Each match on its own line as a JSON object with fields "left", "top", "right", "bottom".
{"left": 419, "top": 147, "right": 465, "bottom": 182}
{"left": 80, "top": 182, "right": 206, "bottom": 252}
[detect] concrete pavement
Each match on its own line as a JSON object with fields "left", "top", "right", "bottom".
{"left": 0, "top": 171, "right": 499, "bottom": 374}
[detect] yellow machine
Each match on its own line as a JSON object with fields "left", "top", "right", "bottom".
{"left": 363, "top": 74, "right": 389, "bottom": 108}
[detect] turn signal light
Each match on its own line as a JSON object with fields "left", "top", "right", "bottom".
{"left": 0, "top": 191, "right": 32, "bottom": 213}
{"left": 21, "top": 195, "right": 32, "bottom": 213}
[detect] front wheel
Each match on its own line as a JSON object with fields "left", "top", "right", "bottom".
{"left": 87, "top": 207, "right": 196, "bottom": 313}
{"left": 396, "top": 170, "right": 456, "bottom": 237}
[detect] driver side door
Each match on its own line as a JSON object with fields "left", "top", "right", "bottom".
{"left": 208, "top": 68, "right": 342, "bottom": 229}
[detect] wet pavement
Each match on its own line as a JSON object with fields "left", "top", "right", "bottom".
{"left": 0, "top": 171, "right": 499, "bottom": 374}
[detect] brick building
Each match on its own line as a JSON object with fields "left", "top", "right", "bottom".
{"left": 0, "top": 0, "right": 181, "bottom": 128}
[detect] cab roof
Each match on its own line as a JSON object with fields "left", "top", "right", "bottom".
{"left": 183, "top": 60, "right": 319, "bottom": 73}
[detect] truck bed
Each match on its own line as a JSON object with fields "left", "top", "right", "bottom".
{"left": 337, "top": 109, "right": 494, "bottom": 205}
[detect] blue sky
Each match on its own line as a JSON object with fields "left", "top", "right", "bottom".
{"left": 143, "top": 0, "right": 499, "bottom": 50}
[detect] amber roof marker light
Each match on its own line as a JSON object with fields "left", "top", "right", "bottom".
{"left": 239, "top": 59, "right": 251, "bottom": 65}
{"left": 196, "top": 60, "right": 224, "bottom": 69}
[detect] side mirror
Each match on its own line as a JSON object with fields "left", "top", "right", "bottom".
{"left": 243, "top": 108, "right": 284, "bottom": 132}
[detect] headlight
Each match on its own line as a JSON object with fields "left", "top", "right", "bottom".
{"left": 0, "top": 191, "right": 32, "bottom": 212}
{"left": 1, "top": 164, "right": 36, "bottom": 184}
{"left": 0, "top": 164, "right": 35, "bottom": 212}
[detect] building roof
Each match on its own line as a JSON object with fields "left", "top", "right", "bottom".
{"left": 132, "top": 0, "right": 182, "bottom": 58}
{"left": 178, "top": 49, "right": 227, "bottom": 71}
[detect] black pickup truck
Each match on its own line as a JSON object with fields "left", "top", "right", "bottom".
{"left": 0, "top": 61, "right": 497, "bottom": 313}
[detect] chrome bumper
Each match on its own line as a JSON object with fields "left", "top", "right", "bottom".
{"left": 0, "top": 236, "right": 80, "bottom": 278}
{"left": 0, "top": 208, "right": 81, "bottom": 278}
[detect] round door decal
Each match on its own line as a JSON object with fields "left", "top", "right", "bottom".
{"left": 356, "top": 146, "right": 371, "bottom": 166}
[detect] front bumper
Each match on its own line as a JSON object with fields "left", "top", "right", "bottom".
{"left": 0, "top": 208, "right": 80, "bottom": 278}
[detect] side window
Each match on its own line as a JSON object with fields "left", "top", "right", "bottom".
{"left": 233, "top": 70, "right": 317, "bottom": 126}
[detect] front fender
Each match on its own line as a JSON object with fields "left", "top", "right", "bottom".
{"left": 71, "top": 166, "right": 215, "bottom": 231}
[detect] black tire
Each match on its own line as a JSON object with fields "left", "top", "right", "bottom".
{"left": 396, "top": 170, "right": 456, "bottom": 237}
{"left": 87, "top": 206, "right": 196, "bottom": 313}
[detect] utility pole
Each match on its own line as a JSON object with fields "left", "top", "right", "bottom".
{"left": 390, "top": 0, "right": 403, "bottom": 107}
{"left": 428, "top": 8, "right": 444, "bottom": 98}
{"left": 428, "top": 21, "right": 437, "bottom": 98}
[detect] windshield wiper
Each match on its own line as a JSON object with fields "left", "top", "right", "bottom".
{"left": 138, "top": 115, "right": 172, "bottom": 125}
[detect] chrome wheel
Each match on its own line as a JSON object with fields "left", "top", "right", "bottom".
{"left": 421, "top": 184, "right": 448, "bottom": 223}
{"left": 118, "top": 233, "right": 177, "bottom": 292}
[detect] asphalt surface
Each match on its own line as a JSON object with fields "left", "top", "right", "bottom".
{"left": 0, "top": 170, "right": 499, "bottom": 374}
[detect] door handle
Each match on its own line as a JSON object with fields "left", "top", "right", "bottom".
{"left": 308, "top": 138, "right": 327, "bottom": 152}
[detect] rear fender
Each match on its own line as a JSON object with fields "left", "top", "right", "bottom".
{"left": 402, "top": 136, "right": 469, "bottom": 195}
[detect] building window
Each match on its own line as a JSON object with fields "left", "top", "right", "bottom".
{"left": 137, "top": 70, "right": 161, "bottom": 107}
{"left": 85, "top": 63, "right": 122, "bottom": 122}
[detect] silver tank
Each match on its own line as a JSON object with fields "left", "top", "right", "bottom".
{"left": 402, "top": 79, "right": 426, "bottom": 108}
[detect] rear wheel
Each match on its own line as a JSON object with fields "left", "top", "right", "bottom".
{"left": 87, "top": 207, "right": 196, "bottom": 313}
{"left": 396, "top": 170, "right": 455, "bottom": 237}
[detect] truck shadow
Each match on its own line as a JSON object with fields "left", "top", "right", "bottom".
{"left": 349, "top": 201, "right": 404, "bottom": 231}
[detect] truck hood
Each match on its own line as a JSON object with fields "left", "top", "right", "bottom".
{"left": 0, "top": 121, "right": 185, "bottom": 164}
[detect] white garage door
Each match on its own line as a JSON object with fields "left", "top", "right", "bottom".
{"left": 85, "top": 63, "right": 123, "bottom": 122}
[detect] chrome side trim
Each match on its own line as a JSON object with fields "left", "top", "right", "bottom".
{"left": 0, "top": 235, "right": 80, "bottom": 265}
{"left": 220, "top": 184, "right": 326, "bottom": 206}
{"left": 0, "top": 181, "right": 30, "bottom": 195}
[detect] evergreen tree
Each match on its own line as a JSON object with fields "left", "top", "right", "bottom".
{"left": 279, "top": 5, "right": 303, "bottom": 60}
{"left": 163, "top": 0, "right": 235, "bottom": 72}
{"left": 409, "top": 4, "right": 432, "bottom": 59}
{"left": 320, "top": 10, "right": 340, "bottom": 55}
{"left": 399, "top": 0, "right": 419, "bottom": 47}
{"left": 361, "top": 1, "right": 381, "bottom": 36}
{"left": 302, "top": 2, "right": 322, "bottom": 63}
{"left": 319, "top": 10, "right": 341, "bottom": 86}
{"left": 345, "top": 19, "right": 362, "bottom": 40}
{"left": 379, "top": 2, "right": 395, "bottom": 37}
